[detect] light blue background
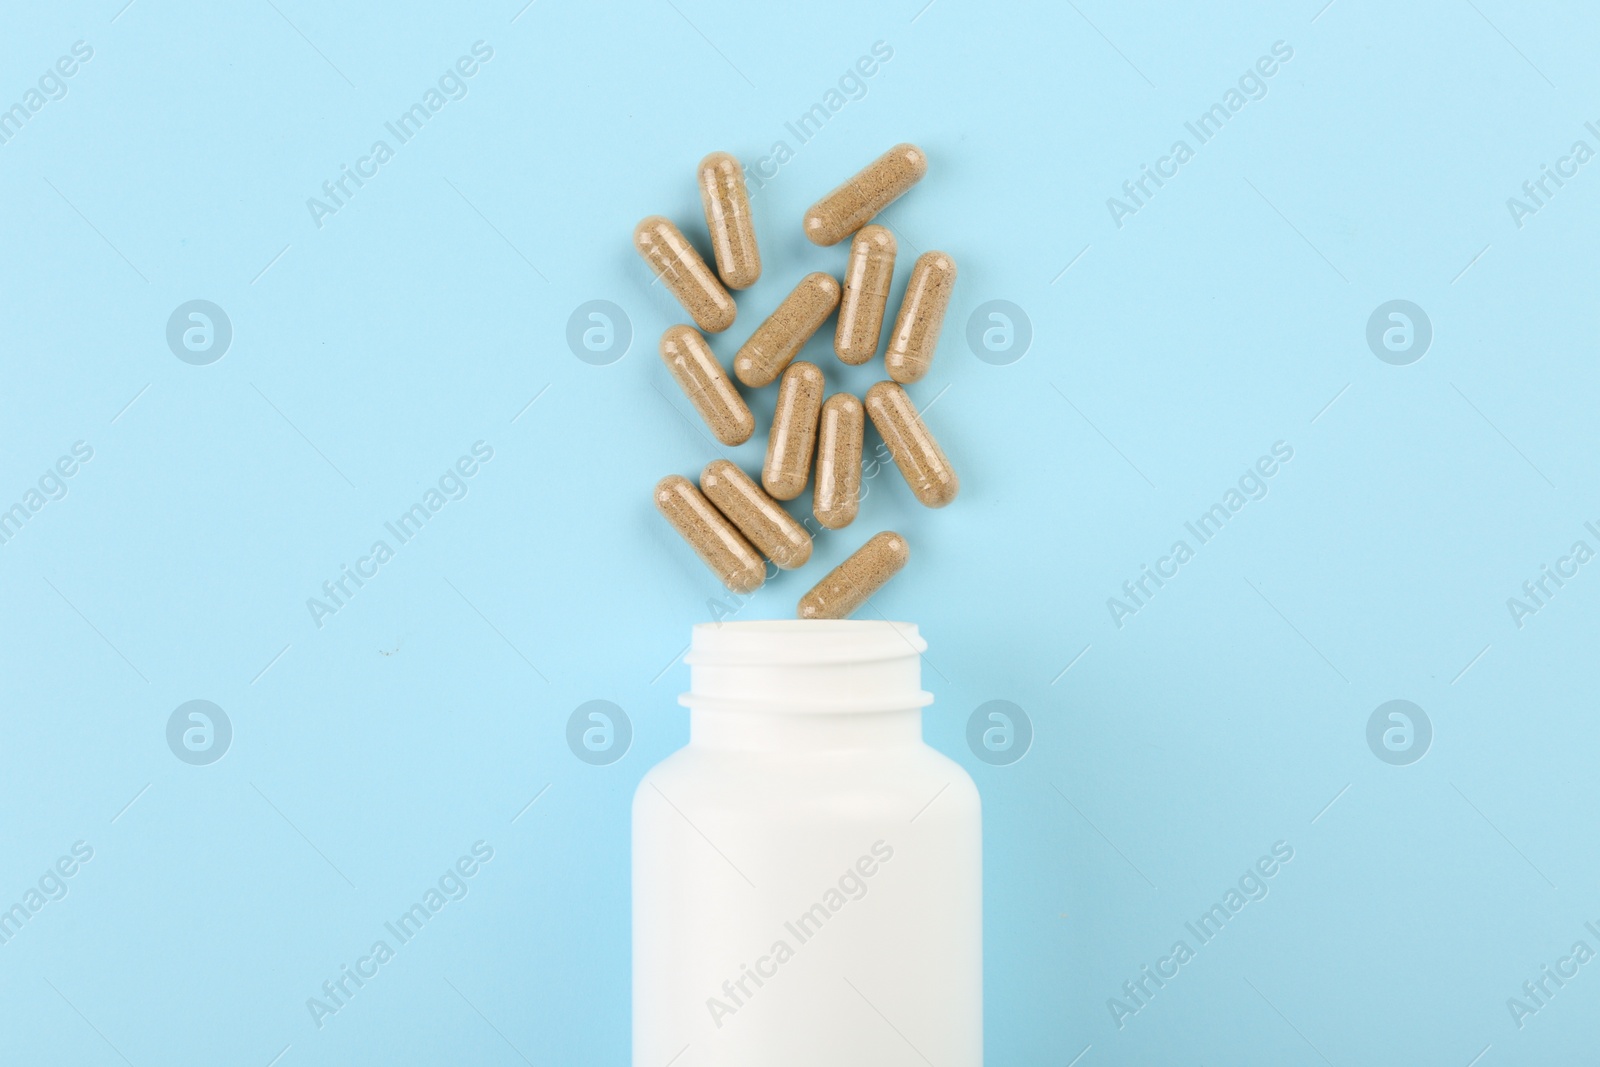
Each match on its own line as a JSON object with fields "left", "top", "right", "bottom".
{"left": 2, "top": 0, "right": 1597, "bottom": 1064}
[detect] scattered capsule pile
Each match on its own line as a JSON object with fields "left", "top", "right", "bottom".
{"left": 637, "top": 143, "right": 958, "bottom": 619}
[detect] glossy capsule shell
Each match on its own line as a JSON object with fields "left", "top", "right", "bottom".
{"left": 655, "top": 475, "right": 765, "bottom": 594}
{"left": 797, "top": 531, "right": 910, "bottom": 620}
{"left": 813, "top": 393, "right": 863, "bottom": 530}
{"left": 835, "top": 225, "right": 896, "bottom": 365}
{"left": 802, "top": 143, "right": 927, "bottom": 246}
{"left": 701, "top": 460, "right": 811, "bottom": 569}
{"left": 885, "top": 251, "right": 957, "bottom": 384}
{"left": 634, "top": 216, "right": 736, "bottom": 334}
{"left": 864, "top": 381, "right": 959, "bottom": 508}
{"left": 763, "top": 361, "right": 825, "bottom": 501}
{"left": 659, "top": 325, "right": 754, "bottom": 446}
{"left": 698, "top": 152, "right": 761, "bottom": 291}
{"left": 733, "top": 272, "right": 840, "bottom": 387}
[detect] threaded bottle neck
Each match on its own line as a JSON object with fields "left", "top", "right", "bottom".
{"left": 679, "top": 620, "right": 932, "bottom": 719}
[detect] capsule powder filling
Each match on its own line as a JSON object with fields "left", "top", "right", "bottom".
{"left": 701, "top": 459, "right": 812, "bottom": 570}
{"left": 733, "top": 272, "right": 841, "bottom": 388}
{"left": 659, "top": 324, "right": 754, "bottom": 447}
{"left": 813, "top": 392, "right": 863, "bottom": 530}
{"left": 655, "top": 474, "right": 765, "bottom": 593}
{"left": 797, "top": 531, "right": 910, "bottom": 619}
{"left": 802, "top": 143, "right": 927, "bottom": 247}
{"left": 634, "top": 215, "right": 737, "bottom": 334}
{"left": 885, "top": 250, "right": 957, "bottom": 384}
{"left": 835, "top": 225, "right": 897, "bottom": 366}
{"left": 698, "top": 151, "right": 761, "bottom": 291}
{"left": 763, "top": 360, "right": 826, "bottom": 502}
{"left": 865, "top": 381, "right": 960, "bottom": 508}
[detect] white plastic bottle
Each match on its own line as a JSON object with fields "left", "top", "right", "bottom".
{"left": 633, "top": 620, "right": 982, "bottom": 1066}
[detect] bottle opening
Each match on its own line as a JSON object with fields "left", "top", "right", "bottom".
{"left": 680, "top": 620, "right": 932, "bottom": 714}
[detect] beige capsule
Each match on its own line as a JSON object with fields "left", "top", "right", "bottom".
{"left": 885, "top": 251, "right": 957, "bottom": 384}
{"left": 763, "top": 361, "right": 825, "bottom": 501}
{"left": 659, "top": 325, "right": 754, "bottom": 447}
{"left": 835, "top": 225, "right": 897, "bottom": 366}
{"left": 864, "top": 381, "right": 959, "bottom": 508}
{"left": 655, "top": 475, "right": 765, "bottom": 594}
{"left": 802, "top": 143, "right": 928, "bottom": 247}
{"left": 634, "top": 216, "right": 737, "bottom": 334}
{"left": 698, "top": 152, "right": 761, "bottom": 291}
{"left": 797, "top": 531, "right": 910, "bottom": 620}
{"left": 701, "top": 459, "right": 812, "bottom": 569}
{"left": 813, "top": 393, "right": 863, "bottom": 530}
{"left": 733, "top": 272, "right": 841, "bottom": 387}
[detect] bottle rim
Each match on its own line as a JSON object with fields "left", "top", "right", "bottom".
{"left": 684, "top": 619, "right": 928, "bottom": 665}
{"left": 679, "top": 620, "right": 932, "bottom": 715}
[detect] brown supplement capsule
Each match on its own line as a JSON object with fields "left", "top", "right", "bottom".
{"left": 835, "top": 225, "right": 897, "bottom": 366}
{"left": 813, "top": 393, "right": 863, "bottom": 530}
{"left": 797, "top": 531, "right": 910, "bottom": 620}
{"left": 659, "top": 325, "right": 754, "bottom": 447}
{"left": 654, "top": 475, "right": 765, "bottom": 594}
{"left": 802, "top": 143, "right": 928, "bottom": 246}
{"left": 763, "top": 360, "right": 825, "bottom": 501}
{"left": 633, "top": 216, "right": 737, "bottom": 334}
{"left": 697, "top": 152, "right": 761, "bottom": 291}
{"left": 885, "top": 251, "right": 957, "bottom": 384}
{"left": 733, "top": 272, "right": 841, "bottom": 388}
{"left": 701, "top": 459, "right": 812, "bottom": 569}
{"left": 864, "top": 381, "right": 960, "bottom": 508}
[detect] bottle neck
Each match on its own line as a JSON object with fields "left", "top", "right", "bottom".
{"left": 679, "top": 620, "right": 934, "bottom": 751}
{"left": 690, "top": 707, "right": 924, "bottom": 751}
